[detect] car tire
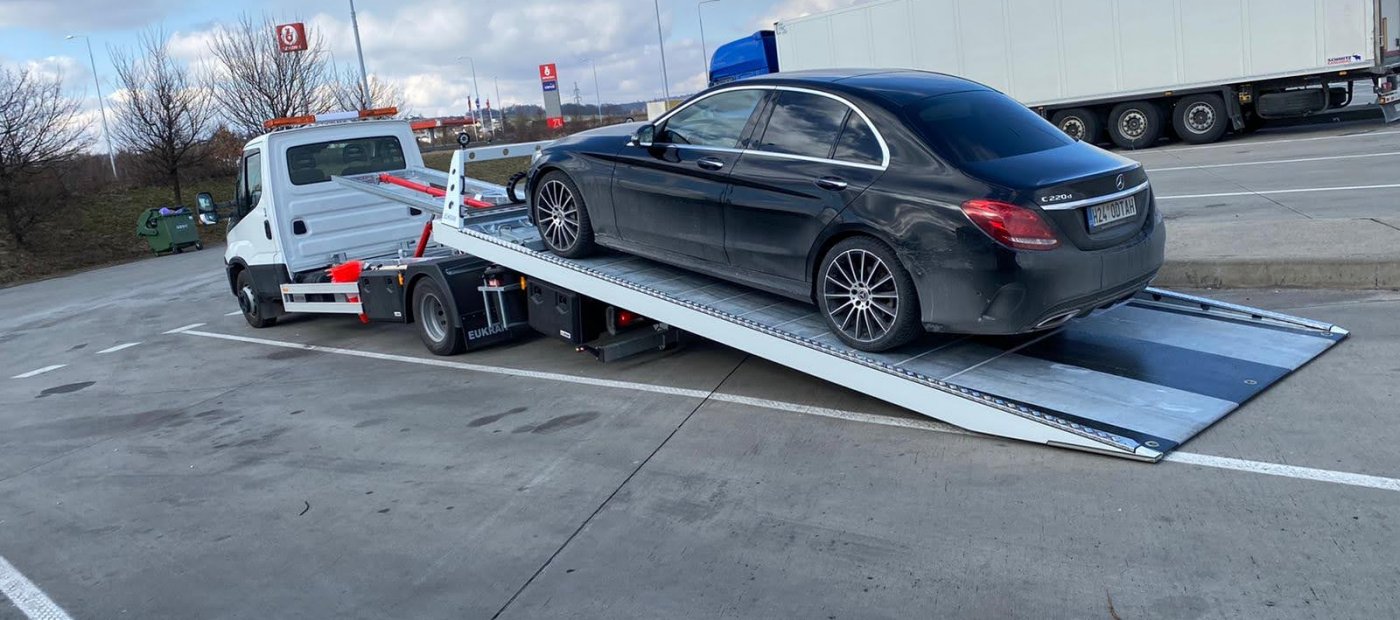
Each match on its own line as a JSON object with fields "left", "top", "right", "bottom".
{"left": 236, "top": 269, "right": 277, "bottom": 329}
{"left": 533, "top": 171, "right": 597, "bottom": 258}
{"left": 816, "top": 236, "right": 921, "bottom": 353}
{"left": 1172, "top": 94, "right": 1229, "bottom": 144}
{"left": 1107, "top": 101, "right": 1164, "bottom": 149}
{"left": 413, "top": 278, "right": 466, "bottom": 356}
{"left": 1051, "top": 108, "right": 1102, "bottom": 143}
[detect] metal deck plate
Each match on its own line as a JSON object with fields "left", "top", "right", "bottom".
{"left": 434, "top": 212, "right": 1347, "bottom": 460}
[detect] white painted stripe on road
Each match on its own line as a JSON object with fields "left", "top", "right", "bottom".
{"left": 10, "top": 365, "right": 65, "bottom": 380}
{"left": 224, "top": 311, "right": 242, "bottom": 316}
{"left": 1146, "top": 128, "right": 1400, "bottom": 153}
{"left": 96, "top": 342, "right": 141, "bottom": 354}
{"left": 1148, "top": 150, "right": 1400, "bottom": 172}
{"left": 178, "top": 329, "right": 1400, "bottom": 494}
{"left": 1158, "top": 183, "right": 1400, "bottom": 200}
{"left": 162, "top": 322, "right": 206, "bottom": 334}
{"left": 1164, "top": 452, "right": 1400, "bottom": 493}
{"left": 180, "top": 329, "right": 712, "bottom": 399}
{"left": 0, "top": 554, "right": 73, "bottom": 620}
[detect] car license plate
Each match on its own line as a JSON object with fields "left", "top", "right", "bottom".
{"left": 1086, "top": 196, "right": 1137, "bottom": 230}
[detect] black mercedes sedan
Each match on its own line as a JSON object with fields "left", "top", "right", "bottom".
{"left": 525, "top": 70, "right": 1165, "bottom": 352}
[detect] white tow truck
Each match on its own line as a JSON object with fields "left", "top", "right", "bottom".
{"left": 205, "top": 111, "right": 1347, "bottom": 461}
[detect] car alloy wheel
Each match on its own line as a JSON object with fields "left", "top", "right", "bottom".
{"left": 822, "top": 248, "right": 900, "bottom": 343}
{"left": 536, "top": 179, "right": 580, "bottom": 252}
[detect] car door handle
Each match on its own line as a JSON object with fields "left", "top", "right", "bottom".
{"left": 696, "top": 156, "right": 725, "bottom": 171}
{"left": 815, "top": 176, "right": 848, "bottom": 191}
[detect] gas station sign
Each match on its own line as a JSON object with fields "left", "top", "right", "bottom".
{"left": 540, "top": 63, "right": 564, "bottom": 128}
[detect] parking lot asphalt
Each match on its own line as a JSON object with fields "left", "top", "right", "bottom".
{"left": 3, "top": 121, "right": 1400, "bottom": 619}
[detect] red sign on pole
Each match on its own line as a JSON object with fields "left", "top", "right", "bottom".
{"left": 546, "top": 117, "right": 565, "bottom": 129}
{"left": 539, "top": 64, "right": 557, "bottom": 82}
{"left": 276, "top": 23, "right": 308, "bottom": 53}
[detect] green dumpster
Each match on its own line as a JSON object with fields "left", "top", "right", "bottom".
{"left": 136, "top": 208, "right": 202, "bottom": 255}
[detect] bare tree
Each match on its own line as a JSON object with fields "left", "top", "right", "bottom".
{"left": 0, "top": 66, "right": 90, "bottom": 245}
{"left": 328, "top": 66, "right": 405, "bottom": 111}
{"left": 110, "top": 27, "right": 217, "bottom": 207}
{"left": 208, "top": 13, "right": 332, "bottom": 136}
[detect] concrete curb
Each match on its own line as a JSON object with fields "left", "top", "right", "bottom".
{"left": 1157, "top": 259, "right": 1400, "bottom": 290}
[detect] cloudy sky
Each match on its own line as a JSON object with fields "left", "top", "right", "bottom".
{"left": 1, "top": 0, "right": 873, "bottom": 127}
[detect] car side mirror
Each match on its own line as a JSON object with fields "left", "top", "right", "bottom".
{"left": 634, "top": 124, "right": 655, "bottom": 148}
{"left": 196, "top": 192, "right": 218, "bottom": 225}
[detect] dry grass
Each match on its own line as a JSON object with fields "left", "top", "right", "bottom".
{"left": 0, "top": 177, "right": 235, "bottom": 287}
{"left": 421, "top": 152, "right": 531, "bottom": 186}
{"left": 0, "top": 154, "right": 531, "bottom": 287}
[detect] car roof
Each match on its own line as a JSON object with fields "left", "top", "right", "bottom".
{"left": 737, "top": 69, "right": 993, "bottom": 108}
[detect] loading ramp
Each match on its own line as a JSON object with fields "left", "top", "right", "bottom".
{"left": 339, "top": 149, "right": 1348, "bottom": 461}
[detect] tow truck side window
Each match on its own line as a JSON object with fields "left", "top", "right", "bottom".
{"left": 285, "top": 136, "right": 406, "bottom": 186}
{"left": 235, "top": 150, "right": 262, "bottom": 218}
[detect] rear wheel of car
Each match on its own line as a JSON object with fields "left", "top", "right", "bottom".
{"left": 1051, "top": 108, "right": 1102, "bottom": 144}
{"left": 236, "top": 269, "right": 276, "bottom": 329}
{"left": 817, "top": 237, "right": 921, "bottom": 353}
{"left": 413, "top": 278, "right": 465, "bottom": 356}
{"left": 1172, "top": 94, "right": 1229, "bottom": 144}
{"left": 533, "top": 171, "right": 596, "bottom": 258}
{"left": 1107, "top": 101, "right": 1164, "bottom": 149}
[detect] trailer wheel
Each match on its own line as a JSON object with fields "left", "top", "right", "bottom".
{"left": 236, "top": 269, "right": 276, "bottom": 329}
{"left": 1173, "top": 94, "right": 1228, "bottom": 144}
{"left": 533, "top": 171, "right": 596, "bottom": 258}
{"left": 1051, "top": 108, "right": 1101, "bottom": 143}
{"left": 1107, "top": 101, "right": 1164, "bottom": 149}
{"left": 817, "top": 236, "right": 920, "bottom": 353}
{"left": 413, "top": 278, "right": 466, "bottom": 356}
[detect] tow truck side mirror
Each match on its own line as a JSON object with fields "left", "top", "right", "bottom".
{"left": 196, "top": 192, "right": 218, "bottom": 225}
{"left": 633, "top": 124, "right": 655, "bottom": 148}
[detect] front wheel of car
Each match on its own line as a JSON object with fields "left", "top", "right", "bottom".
{"left": 817, "top": 237, "right": 921, "bottom": 353}
{"left": 533, "top": 171, "right": 596, "bottom": 258}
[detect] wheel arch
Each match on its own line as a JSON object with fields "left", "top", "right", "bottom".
{"left": 225, "top": 258, "right": 248, "bottom": 297}
{"left": 806, "top": 224, "right": 907, "bottom": 302}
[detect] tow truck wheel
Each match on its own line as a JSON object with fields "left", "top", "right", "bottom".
{"left": 413, "top": 279, "right": 466, "bottom": 356}
{"left": 235, "top": 270, "right": 276, "bottom": 328}
{"left": 817, "top": 236, "right": 921, "bottom": 353}
{"left": 533, "top": 171, "right": 596, "bottom": 258}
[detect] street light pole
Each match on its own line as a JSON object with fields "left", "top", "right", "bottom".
{"left": 348, "top": 0, "right": 372, "bottom": 108}
{"left": 698, "top": 0, "right": 721, "bottom": 80}
{"left": 66, "top": 34, "right": 117, "bottom": 178}
{"left": 494, "top": 77, "right": 505, "bottom": 135}
{"left": 588, "top": 58, "right": 602, "bottom": 124}
{"left": 653, "top": 0, "right": 671, "bottom": 102}
{"left": 457, "top": 56, "right": 482, "bottom": 138}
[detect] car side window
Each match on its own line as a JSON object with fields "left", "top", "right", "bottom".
{"left": 754, "top": 91, "right": 849, "bottom": 159}
{"left": 834, "top": 113, "right": 882, "bottom": 166}
{"left": 660, "top": 89, "right": 764, "bottom": 148}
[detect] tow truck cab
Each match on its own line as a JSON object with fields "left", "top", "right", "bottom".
{"left": 222, "top": 119, "right": 431, "bottom": 315}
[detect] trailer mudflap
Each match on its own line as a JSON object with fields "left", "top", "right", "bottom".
{"left": 431, "top": 215, "right": 1347, "bottom": 461}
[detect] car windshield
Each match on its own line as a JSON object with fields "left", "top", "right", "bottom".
{"left": 904, "top": 90, "right": 1073, "bottom": 165}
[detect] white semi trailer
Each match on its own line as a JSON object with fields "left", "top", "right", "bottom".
{"left": 774, "top": 0, "right": 1400, "bottom": 147}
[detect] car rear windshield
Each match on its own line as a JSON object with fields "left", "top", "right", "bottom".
{"left": 904, "top": 91, "right": 1073, "bottom": 165}
{"left": 286, "top": 136, "right": 406, "bottom": 186}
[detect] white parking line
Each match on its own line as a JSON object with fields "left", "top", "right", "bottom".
{"left": 224, "top": 311, "right": 242, "bottom": 316}
{"left": 96, "top": 342, "right": 141, "bottom": 354}
{"left": 10, "top": 365, "right": 65, "bottom": 380}
{"left": 162, "top": 322, "right": 206, "bottom": 334}
{"left": 1147, "top": 128, "right": 1400, "bottom": 153}
{"left": 1147, "top": 150, "right": 1400, "bottom": 172}
{"left": 1158, "top": 183, "right": 1400, "bottom": 201}
{"left": 0, "top": 554, "right": 73, "bottom": 620}
{"left": 177, "top": 329, "right": 1400, "bottom": 495}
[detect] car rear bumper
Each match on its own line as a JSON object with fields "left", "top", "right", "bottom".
{"left": 910, "top": 217, "right": 1165, "bottom": 335}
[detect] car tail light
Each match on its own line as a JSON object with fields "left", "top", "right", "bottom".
{"left": 960, "top": 199, "right": 1060, "bottom": 251}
